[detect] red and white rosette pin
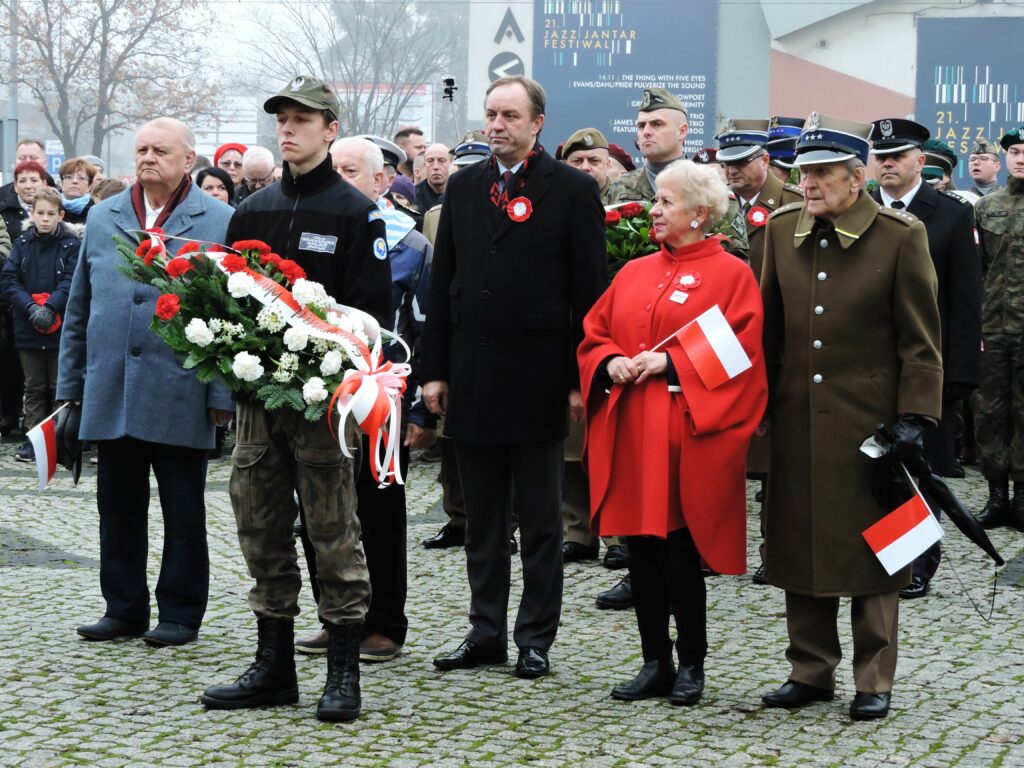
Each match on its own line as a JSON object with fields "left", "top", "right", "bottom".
{"left": 747, "top": 205, "right": 769, "bottom": 228}
{"left": 507, "top": 196, "right": 533, "bottom": 222}
{"left": 678, "top": 271, "right": 702, "bottom": 291}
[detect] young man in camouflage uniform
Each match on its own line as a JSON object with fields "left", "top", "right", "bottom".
{"left": 973, "top": 126, "right": 1024, "bottom": 532}
{"left": 201, "top": 75, "right": 391, "bottom": 722}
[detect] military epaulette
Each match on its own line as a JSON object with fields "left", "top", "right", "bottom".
{"left": 773, "top": 201, "right": 803, "bottom": 216}
{"left": 877, "top": 207, "right": 917, "bottom": 226}
{"left": 783, "top": 183, "right": 803, "bottom": 196}
{"left": 938, "top": 189, "right": 972, "bottom": 206}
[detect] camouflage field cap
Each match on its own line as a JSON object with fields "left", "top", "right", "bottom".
{"left": 264, "top": 75, "right": 341, "bottom": 118}
{"left": 563, "top": 128, "right": 609, "bottom": 159}
{"left": 971, "top": 138, "right": 1001, "bottom": 156}
{"left": 639, "top": 88, "right": 687, "bottom": 116}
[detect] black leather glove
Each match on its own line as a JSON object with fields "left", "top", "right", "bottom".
{"left": 29, "top": 305, "right": 55, "bottom": 331}
{"left": 890, "top": 416, "right": 929, "bottom": 477}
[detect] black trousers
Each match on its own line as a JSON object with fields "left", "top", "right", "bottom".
{"left": 0, "top": 314, "right": 23, "bottom": 429}
{"left": 455, "top": 438, "right": 563, "bottom": 651}
{"left": 628, "top": 528, "right": 708, "bottom": 666}
{"left": 300, "top": 439, "right": 408, "bottom": 643}
{"left": 96, "top": 437, "right": 210, "bottom": 629}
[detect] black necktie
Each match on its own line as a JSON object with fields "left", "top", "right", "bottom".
{"left": 890, "top": 200, "right": 905, "bottom": 210}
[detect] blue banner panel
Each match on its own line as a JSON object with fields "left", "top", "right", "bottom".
{"left": 533, "top": 0, "right": 718, "bottom": 164}
{"left": 916, "top": 17, "right": 1024, "bottom": 186}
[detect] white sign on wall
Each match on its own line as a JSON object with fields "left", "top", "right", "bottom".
{"left": 467, "top": 5, "right": 534, "bottom": 122}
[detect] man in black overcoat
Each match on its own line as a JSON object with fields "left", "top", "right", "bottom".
{"left": 870, "top": 118, "right": 982, "bottom": 598}
{"left": 421, "top": 76, "right": 607, "bottom": 678}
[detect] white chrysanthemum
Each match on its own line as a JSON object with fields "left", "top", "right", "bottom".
{"left": 302, "top": 376, "right": 328, "bottom": 404}
{"left": 283, "top": 327, "right": 308, "bottom": 352}
{"left": 279, "top": 352, "right": 299, "bottom": 370}
{"left": 227, "top": 272, "right": 256, "bottom": 299}
{"left": 272, "top": 367, "right": 292, "bottom": 383}
{"left": 231, "top": 351, "right": 264, "bottom": 382}
{"left": 207, "top": 318, "right": 223, "bottom": 333}
{"left": 311, "top": 337, "right": 333, "bottom": 355}
{"left": 320, "top": 349, "right": 344, "bottom": 376}
{"left": 184, "top": 318, "right": 214, "bottom": 348}
{"left": 257, "top": 307, "right": 286, "bottom": 332}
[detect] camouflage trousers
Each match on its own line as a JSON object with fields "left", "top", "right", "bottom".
{"left": 973, "top": 334, "right": 1024, "bottom": 481}
{"left": 230, "top": 401, "right": 369, "bottom": 625}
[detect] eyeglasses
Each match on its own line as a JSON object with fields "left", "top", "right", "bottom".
{"left": 61, "top": 173, "right": 90, "bottom": 183}
{"left": 968, "top": 155, "right": 996, "bottom": 164}
{"left": 245, "top": 174, "right": 274, "bottom": 188}
{"left": 218, "top": 160, "right": 243, "bottom": 168}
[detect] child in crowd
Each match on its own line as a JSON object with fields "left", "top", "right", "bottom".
{"left": 0, "top": 187, "right": 81, "bottom": 461}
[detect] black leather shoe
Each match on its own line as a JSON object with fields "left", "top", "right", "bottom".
{"left": 850, "top": 691, "right": 891, "bottom": 720}
{"left": 602, "top": 544, "right": 630, "bottom": 569}
{"left": 595, "top": 575, "right": 634, "bottom": 610}
{"left": 668, "top": 664, "right": 705, "bottom": 706}
{"left": 514, "top": 647, "right": 549, "bottom": 679}
{"left": 76, "top": 616, "right": 148, "bottom": 641}
{"left": 611, "top": 659, "right": 675, "bottom": 701}
{"left": 762, "top": 679, "right": 835, "bottom": 708}
{"left": 143, "top": 622, "right": 199, "bottom": 647}
{"left": 939, "top": 461, "right": 965, "bottom": 479}
{"left": 433, "top": 640, "right": 507, "bottom": 670}
{"left": 752, "top": 564, "right": 767, "bottom": 585}
{"left": 976, "top": 479, "right": 1012, "bottom": 529}
{"left": 899, "top": 575, "right": 930, "bottom": 600}
{"left": 422, "top": 524, "right": 465, "bottom": 549}
{"left": 562, "top": 541, "right": 599, "bottom": 563}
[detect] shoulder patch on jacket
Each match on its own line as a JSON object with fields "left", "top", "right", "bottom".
{"left": 773, "top": 201, "right": 803, "bottom": 216}
{"left": 368, "top": 210, "right": 383, "bottom": 223}
{"left": 938, "top": 189, "right": 972, "bottom": 206}
{"left": 877, "top": 207, "right": 917, "bottom": 226}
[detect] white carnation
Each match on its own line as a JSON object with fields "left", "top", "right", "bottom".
{"left": 291, "top": 278, "right": 328, "bottom": 308}
{"left": 257, "top": 307, "right": 286, "bottom": 332}
{"left": 227, "top": 272, "right": 256, "bottom": 299}
{"left": 302, "top": 376, "right": 329, "bottom": 404}
{"left": 231, "top": 351, "right": 264, "bottom": 382}
{"left": 320, "top": 349, "right": 344, "bottom": 376}
{"left": 184, "top": 318, "right": 214, "bottom": 348}
{"left": 283, "top": 327, "right": 309, "bottom": 352}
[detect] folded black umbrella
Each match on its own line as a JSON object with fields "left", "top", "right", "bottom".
{"left": 871, "top": 424, "right": 1003, "bottom": 567}
{"left": 53, "top": 403, "right": 83, "bottom": 485}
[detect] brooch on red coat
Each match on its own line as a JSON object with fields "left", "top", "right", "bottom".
{"left": 678, "top": 271, "right": 702, "bottom": 290}
{"left": 507, "top": 197, "right": 533, "bottom": 222}
{"left": 747, "top": 205, "right": 769, "bottom": 228}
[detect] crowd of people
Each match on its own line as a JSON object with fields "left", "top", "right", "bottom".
{"left": 1, "top": 72, "right": 1021, "bottom": 725}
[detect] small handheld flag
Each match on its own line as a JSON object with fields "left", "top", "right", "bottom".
{"left": 676, "top": 305, "right": 752, "bottom": 390}
{"left": 862, "top": 467, "right": 943, "bottom": 576}
{"left": 26, "top": 403, "right": 68, "bottom": 491}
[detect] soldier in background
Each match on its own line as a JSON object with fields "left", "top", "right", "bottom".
{"left": 562, "top": 128, "right": 616, "bottom": 206}
{"left": 968, "top": 139, "right": 1002, "bottom": 198}
{"left": 766, "top": 116, "right": 804, "bottom": 184}
{"left": 973, "top": 126, "right": 1024, "bottom": 532}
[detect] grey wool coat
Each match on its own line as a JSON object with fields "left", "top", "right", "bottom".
{"left": 56, "top": 183, "right": 235, "bottom": 449}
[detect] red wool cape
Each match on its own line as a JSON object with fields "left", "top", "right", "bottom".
{"left": 578, "top": 237, "right": 768, "bottom": 574}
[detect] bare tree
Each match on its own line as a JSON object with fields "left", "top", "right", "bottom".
{"left": 242, "top": 0, "right": 463, "bottom": 138}
{"left": 0, "top": 0, "right": 218, "bottom": 156}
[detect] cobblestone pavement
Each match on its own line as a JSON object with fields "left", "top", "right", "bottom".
{"left": 1, "top": 435, "right": 1022, "bottom": 767}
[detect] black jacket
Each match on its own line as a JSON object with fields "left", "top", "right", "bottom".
{"left": 226, "top": 155, "right": 391, "bottom": 329}
{"left": 421, "top": 148, "right": 608, "bottom": 443}
{"left": 0, "top": 221, "right": 80, "bottom": 349}
{"left": 872, "top": 183, "right": 982, "bottom": 386}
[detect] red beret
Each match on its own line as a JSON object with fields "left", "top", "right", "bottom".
{"left": 607, "top": 143, "right": 635, "bottom": 172}
{"left": 692, "top": 147, "right": 718, "bottom": 164}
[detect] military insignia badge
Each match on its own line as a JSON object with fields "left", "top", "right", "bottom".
{"left": 678, "top": 271, "right": 702, "bottom": 290}
{"left": 879, "top": 120, "right": 893, "bottom": 138}
{"left": 805, "top": 112, "right": 820, "bottom": 132}
{"left": 696, "top": 149, "right": 709, "bottom": 163}
{"left": 373, "top": 237, "right": 388, "bottom": 260}
{"left": 640, "top": 90, "right": 653, "bottom": 109}
{"left": 507, "top": 196, "right": 533, "bottom": 223}
{"left": 290, "top": 76, "right": 305, "bottom": 91}
{"left": 583, "top": 134, "right": 593, "bottom": 147}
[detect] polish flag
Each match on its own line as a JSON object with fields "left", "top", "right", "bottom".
{"left": 862, "top": 488, "right": 943, "bottom": 576}
{"left": 26, "top": 412, "right": 59, "bottom": 491}
{"left": 677, "top": 305, "right": 752, "bottom": 390}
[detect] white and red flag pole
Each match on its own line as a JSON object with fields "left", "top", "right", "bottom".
{"left": 26, "top": 402, "right": 68, "bottom": 491}
{"left": 862, "top": 465, "right": 944, "bottom": 576}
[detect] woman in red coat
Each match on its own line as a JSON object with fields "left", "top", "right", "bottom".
{"left": 579, "top": 160, "right": 767, "bottom": 705}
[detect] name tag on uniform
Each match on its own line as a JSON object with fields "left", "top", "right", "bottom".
{"left": 299, "top": 232, "right": 338, "bottom": 254}
{"left": 669, "top": 290, "right": 689, "bottom": 305}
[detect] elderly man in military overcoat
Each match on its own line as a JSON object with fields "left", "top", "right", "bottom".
{"left": 759, "top": 113, "right": 943, "bottom": 720}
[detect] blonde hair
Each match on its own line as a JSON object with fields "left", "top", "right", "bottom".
{"left": 655, "top": 159, "right": 730, "bottom": 230}
{"left": 32, "top": 187, "right": 63, "bottom": 212}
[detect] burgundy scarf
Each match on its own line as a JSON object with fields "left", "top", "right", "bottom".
{"left": 131, "top": 173, "right": 193, "bottom": 230}
{"left": 489, "top": 144, "right": 544, "bottom": 209}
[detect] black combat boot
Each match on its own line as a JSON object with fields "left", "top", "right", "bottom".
{"left": 1012, "top": 482, "right": 1024, "bottom": 532}
{"left": 976, "top": 478, "right": 1011, "bottom": 529}
{"left": 317, "top": 623, "right": 362, "bottom": 722}
{"left": 201, "top": 618, "right": 299, "bottom": 709}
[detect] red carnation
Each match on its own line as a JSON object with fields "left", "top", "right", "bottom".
{"left": 221, "top": 254, "right": 249, "bottom": 273}
{"left": 138, "top": 240, "right": 165, "bottom": 266}
{"left": 177, "top": 241, "right": 201, "bottom": 255}
{"left": 649, "top": 227, "right": 659, "bottom": 243}
{"left": 165, "top": 257, "right": 194, "bottom": 278}
{"left": 277, "top": 259, "right": 306, "bottom": 283}
{"left": 605, "top": 210, "right": 622, "bottom": 225}
{"left": 154, "top": 294, "right": 180, "bottom": 321}
{"left": 231, "top": 239, "right": 272, "bottom": 256}
{"left": 260, "top": 252, "right": 282, "bottom": 267}
{"left": 145, "top": 227, "right": 165, "bottom": 237}
{"left": 620, "top": 202, "right": 645, "bottom": 219}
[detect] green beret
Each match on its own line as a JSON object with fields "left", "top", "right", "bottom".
{"left": 562, "top": 128, "right": 609, "bottom": 158}
{"left": 999, "top": 128, "right": 1024, "bottom": 151}
{"left": 921, "top": 138, "right": 957, "bottom": 170}
{"left": 639, "top": 88, "right": 687, "bottom": 116}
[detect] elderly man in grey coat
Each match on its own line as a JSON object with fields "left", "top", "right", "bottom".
{"left": 57, "top": 117, "right": 235, "bottom": 647}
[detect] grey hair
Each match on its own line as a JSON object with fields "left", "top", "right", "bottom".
{"left": 242, "top": 146, "right": 275, "bottom": 171}
{"left": 332, "top": 137, "right": 384, "bottom": 174}
{"left": 656, "top": 159, "right": 730, "bottom": 230}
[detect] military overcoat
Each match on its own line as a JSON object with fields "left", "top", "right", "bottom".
{"left": 760, "top": 191, "right": 943, "bottom": 596}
